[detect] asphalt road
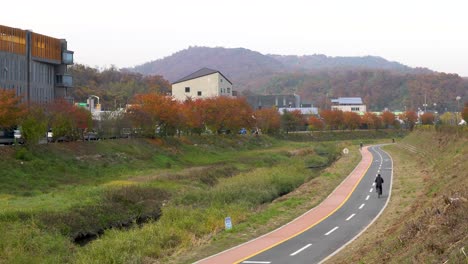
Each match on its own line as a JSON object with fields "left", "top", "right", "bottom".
{"left": 240, "top": 145, "right": 393, "bottom": 264}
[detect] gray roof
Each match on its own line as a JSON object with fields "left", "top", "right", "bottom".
{"left": 172, "top": 68, "right": 232, "bottom": 85}
{"left": 331, "top": 97, "right": 363, "bottom": 105}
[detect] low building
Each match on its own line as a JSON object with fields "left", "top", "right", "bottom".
{"left": 331, "top": 97, "right": 366, "bottom": 113}
{"left": 246, "top": 94, "right": 300, "bottom": 110}
{"left": 0, "top": 25, "right": 74, "bottom": 104}
{"left": 171, "top": 68, "right": 233, "bottom": 101}
{"left": 278, "top": 107, "right": 318, "bottom": 115}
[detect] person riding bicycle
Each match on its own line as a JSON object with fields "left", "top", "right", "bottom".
{"left": 375, "top": 174, "right": 384, "bottom": 198}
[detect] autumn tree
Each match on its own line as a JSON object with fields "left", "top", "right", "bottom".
{"left": 47, "top": 99, "right": 92, "bottom": 141}
{"left": 381, "top": 111, "right": 396, "bottom": 128}
{"left": 0, "top": 89, "right": 26, "bottom": 129}
{"left": 254, "top": 107, "right": 281, "bottom": 134}
{"left": 281, "top": 109, "right": 306, "bottom": 133}
{"left": 343, "top": 111, "right": 361, "bottom": 130}
{"left": 399, "top": 110, "right": 418, "bottom": 131}
{"left": 463, "top": 103, "right": 468, "bottom": 122}
{"left": 128, "top": 93, "right": 179, "bottom": 136}
{"left": 203, "top": 97, "right": 253, "bottom": 134}
{"left": 361, "top": 112, "right": 381, "bottom": 130}
{"left": 178, "top": 99, "right": 203, "bottom": 135}
{"left": 420, "top": 112, "right": 435, "bottom": 125}
{"left": 308, "top": 116, "right": 324, "bottom": 131}
{"left": 319, "top": 109, "right": 344, "bottom": 130}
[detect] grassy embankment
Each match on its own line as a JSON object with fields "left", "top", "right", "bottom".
{"left": 0, "top": 130, "right": 401, "bottom": 263}
{"left": 329, "top": 128, "right": 467, "bottom": 263}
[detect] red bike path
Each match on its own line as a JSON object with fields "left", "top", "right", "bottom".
{"left": 196, "top": 146, "right": 373, "bottom": 264}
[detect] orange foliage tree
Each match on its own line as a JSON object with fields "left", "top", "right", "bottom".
{"left": 343, "top": 111, "right": 361, "bottom": 130}
{"left": 381, "top": 111, "right": 396, "bottom": 128}
{"left": 308, "top": 116, "right": 324, "bottom": 131}
{"left": 47, "top": 99, "right": 92, "bottom": 140}
{"left": 181, "top": 99, "right": 205, "bottom": 135}
{"left": 203, "top": 97, "right": 253, "bottom": 134}
{"left": 399, "top": 110, "right": 418, "bottom": 131}
{"left": 0, "top": 89, "right": 26, "bottom": 128}
{"left": 462, "top": 103, "right": 468, "bottom": 122}
{"left": 361, "top": 112, "right": 382, "bottom": 130}
{"left": 420, "top": 112, "right": 435, "bottom": 125}
{"left": 128, "top": 93, "right": 180, "bottom": 136}
{"left": 319, "top": 109, "right": 344, "bottom": 130}
{"left": 254, "top": 107, "right": 281, "bottom": 134}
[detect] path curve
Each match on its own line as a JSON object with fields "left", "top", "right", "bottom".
{"left": 196, "top": 146, "right": 373, "bottom": 264}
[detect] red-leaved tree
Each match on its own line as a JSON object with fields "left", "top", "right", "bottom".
{"left": 0, "top": 89, "right": 26, "bottom": 128}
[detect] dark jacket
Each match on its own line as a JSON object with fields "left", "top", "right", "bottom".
{"left": 375, "top": 175, "right": 384, "bottom": 187}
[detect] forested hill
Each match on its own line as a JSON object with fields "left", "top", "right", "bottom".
{"left": 269, "top": 54, "right": 431, "bottom": 74}
{"left": 130, "top": 46, "right": 285, "bottom": 84}
{"left": 128, "top": 46, "right": 426, "bottom": 85}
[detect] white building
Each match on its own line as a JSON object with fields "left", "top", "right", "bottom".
{"left": 171, "top": 68, "right": 233, "bottom": 101}
{"left": 331, "top": 97, "right": 366, "bottom": 113}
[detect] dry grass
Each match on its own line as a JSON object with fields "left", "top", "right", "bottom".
{"left": 328, "top": 130, "right": 468, "bottom": 264}
{"left": 168, "top": 143, "right": 362, "bottom": 264}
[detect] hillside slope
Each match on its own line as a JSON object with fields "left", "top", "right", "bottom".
{"left": 329, "top": 129, "right": 468, "bottom": 263}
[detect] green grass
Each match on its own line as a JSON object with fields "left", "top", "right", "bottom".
{"left": 0, "top": 134, "right": 384, "bottom": 263}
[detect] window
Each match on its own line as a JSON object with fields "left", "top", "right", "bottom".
{"left": 227, "top": 88, "right": 231, "bottom": 93}
{"left": 197, "top": 91, "right": 202, "bottom": 96}
{"left": 351, "top": 107, "right": 360, "bottom": 111}
{"left": 185, "top": 87, "right": 190, "bottom": 93}
{"left": 220, "top": 78, "right": 223, "bottom": 83}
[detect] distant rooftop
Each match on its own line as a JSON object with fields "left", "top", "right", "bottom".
{"left": 331, "top": 97, "right": 363, "bottom": 105}
{"left": 172, "top": 67, "right": 232, "bottom": 84}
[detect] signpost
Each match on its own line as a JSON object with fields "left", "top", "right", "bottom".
{"left": 343, "top": 148, "right": 349, "bottom": 154}
{"left": 225, "top": 217, "right": 232, "bottom": 230}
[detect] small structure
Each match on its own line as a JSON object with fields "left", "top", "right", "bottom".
{"left": 331, "top": 97, "right": 366, "bottom": 113}
{"left": 278, "top": 107, "right": 318, "bottom": 115}
{"left": 171, "top": 68, "right": 233, "bottom": 101}
{"left": 246, "top": 94, "right": 300, "bottom": 110}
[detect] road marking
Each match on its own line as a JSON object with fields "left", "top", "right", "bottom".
{"left": 359, "top": 203, "right": 365, "bottom": 209}
{"left": 369, "top": 188, "right": 373, "bottom": 192}
{"left": 242, "top": 261, "right": 271, "bottom": 264}
{"left": 325, "top": 226, "right": 339, "bottom": 236}
{"left": 366, "top": 195, "right": 370, "bottom": 200}
{"left": 290, "top": 243, "right": 312, "bottom": 256}
{"left": 372, "top": 182, "right": 375, "bottom": 186}
{"left": 345, "top": 214, "right": 356, "bottom": 221}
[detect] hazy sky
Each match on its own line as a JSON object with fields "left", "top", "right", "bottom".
{"left": 3, "top": 0, "right": 468, "bottom": 76}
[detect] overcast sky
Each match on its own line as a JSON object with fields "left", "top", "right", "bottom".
{"left": 2, "top": 0, "right": 468, "bottom": 76}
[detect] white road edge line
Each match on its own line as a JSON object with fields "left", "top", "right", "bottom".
{"left": 359, "top": 203, "right": 365, "bottom": 209}
{"left": 320, "top": 144, "right": 394, "bottom": 264}
{"left": 242, "top": 261, "right": 271, "bottom": 264}
{"left": 325, "top": 226, "right": 339, "bottom": 236}
{"left": 290, "top": 243, "right": 312, "bottom": 256}
{"left": 366, "top": 195, "right": 370, "bottom": 200}
{"left": 345, "top": 213, "right": 356, "bottom": 221}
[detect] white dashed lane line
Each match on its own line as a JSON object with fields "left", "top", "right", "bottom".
{"left": 345, "top": 214, "right": 356, "bottom": 221}
{"left": 369, "top": 188, "right": 373, "bottom": 192}
{"left": 325, "top": 226, "right": 339, "bottom": 236}
{"left": 359, "top": 203, "right": 365, "bottom": 209}
{"left": 289, "top": 243, "right": 312, "bottom": 256}
{"left": 366, "top": 195, "right": 370, "bottom": 200}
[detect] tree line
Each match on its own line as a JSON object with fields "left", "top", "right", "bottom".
{"left": 2, "top": 89, "right": 466, "bottom": 146}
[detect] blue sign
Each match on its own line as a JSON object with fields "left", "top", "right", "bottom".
{"left": 225, "top": 217, "right": 232, "bottom": 230}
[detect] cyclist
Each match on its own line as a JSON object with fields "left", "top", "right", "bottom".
{"left": 375, "top": 174, "right": 384, "bottom": 198}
